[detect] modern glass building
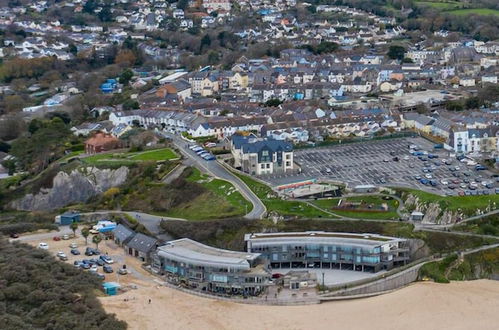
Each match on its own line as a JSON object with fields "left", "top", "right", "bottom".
{"left": 244, "top": 232, "right": 410, "bottom": 273}
{"left": 153, "top": 238, "right": 271, "bottom": 296}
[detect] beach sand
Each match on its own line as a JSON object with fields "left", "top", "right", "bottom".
{"left": 100, "top": 279, "right": 499, "bottom": 330}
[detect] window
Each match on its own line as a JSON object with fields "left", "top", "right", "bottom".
{"left": 260, "top": 164, "right": 265, "bottom": 169}
{"left": 286, "top": 154, "right": 291, "bottom": 160}
{"left": 266, "top": 164, "right": 270, "bottom": 169}
{"left": 286, "top": 161, "right": 291, "bottom": 167}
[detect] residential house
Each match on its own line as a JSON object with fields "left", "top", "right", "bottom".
{"left": 84, "top": 132, "right": 120, "bottom": 154}
{"left": 231, "top": 135, "right": 294, "bottom": 175}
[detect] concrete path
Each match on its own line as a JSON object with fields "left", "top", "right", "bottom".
{"left": 162, "top": 132, "right": 266, "bottom": 219}
{"left": 161, "top": 164, "right": 187, "bottom": 184}
{"left": 81, "top": 211, "right": 184, "bottom": 241}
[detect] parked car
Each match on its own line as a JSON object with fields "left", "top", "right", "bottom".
{"left": 103, "top": 265, "right": 113, "bottom": 273}
{"left": 95, "top": 273, "right": 105, "bottom": 280}
{"left": 57, "top": 251, "right": 66, "bottom": 257}
{"left": 62, "top": 234, "right": 70, "bottom": 240}
{"left": 475, "top": 165, "right": 487, "bottom": 171}
{"left": 118, "top": 268, "right": 128, "bottom": 275}
{"left": 71, "top": 249, "right": 80, "bottom": 255}
{"left": 69, "top": 242, "right": 78, "bottom": 248}
{"left": 9, "top": 233, "right": 19, "bottom": 239}
{"left": 80, "top": 263, "right": 90, "bottom": 270}
{"left": 100, "top": 255, "right": 114, "bottom": 264}
{"left": 38, "top": 242, "right": 49, "bottom": 249}
{"left": 90, "top": 265, "right": 98, "bottom": 272}
{"left": 53, "top": 236, "right": 61, "bottom": 241}
{"left": 59, "top": 254, "right": 68, "bottom": 261}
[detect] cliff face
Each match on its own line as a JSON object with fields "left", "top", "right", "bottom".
{"left": 10, "top": 166, "right": 129, "bottom": 211}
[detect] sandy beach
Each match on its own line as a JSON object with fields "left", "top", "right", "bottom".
{"left": 100, "top": 279, "right": 499, "bottom": 330}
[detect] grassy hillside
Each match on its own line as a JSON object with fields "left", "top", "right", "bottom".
{"left": 232, "top": 171, "right": 335, "bottom": 218}
{"left": 420, "top": 248, "right": 499, "bottom": 283}
{"left": 453, "top": 213, "right": 499, "bottom": 236}
{"left": 399, "top": 188, "right": 498, "bottom": 216}
{"left": 160, "top": 217, "right": 495, "bottom": 254}
{"left": 313, "top": 196, "right": 400, "bottom": 220}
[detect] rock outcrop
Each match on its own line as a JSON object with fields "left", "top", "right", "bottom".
{"left": 10, "top": 166, "right": 129, "bottom": 211}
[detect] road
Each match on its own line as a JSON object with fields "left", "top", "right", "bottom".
{"left": 80, "top": 211, "right": 181, "bottom": 241}
{"left": 162, "top": 132, "right": 266, "bottom": 219}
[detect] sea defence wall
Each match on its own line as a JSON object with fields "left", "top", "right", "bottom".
{"left": 319, "top": 261, "right": 427, "bottom": 301}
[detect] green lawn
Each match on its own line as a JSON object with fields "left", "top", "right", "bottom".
{"left": 399, "top": 188, "right": 498, "bottom": 216}
{"left": 313, "top": 196, "right": 400, "bottom": 220}
{"left": 449, "top": 8, "right": 499, "bottom": 16}
{"left": 233, "top": 171, "right": 333, "bottom": 218}
{"left": 83, "top": 148, "right": 178, "bottom": 165}
{"left": 130, "top": 148, "right": 178, "bottom": 161}
{"left": 162, "top": 168, "right": 252, "bottom": 220}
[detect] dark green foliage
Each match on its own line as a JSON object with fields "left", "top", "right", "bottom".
{"left": 0, "top": 239, "right": 127, "bottom": 329}
{"left": 264, "top": 99, "right": 283, "bottom": 107}
{"left": 10, "top": 117, "right": 72, "bottom": 173}
{"left": 122, "top": 99, "right": 139, "bottom": 110}
{"left": 119, "top": 69, "right": 134, "bottom": 85}
{"left": 387, "top": 45, "right": 406, "bottom": 60}
{"left": 0, "top": 140, "right": 10, "bottom": 152}
{"left": 299, "top": 41, "right": 339, "bottom": 55}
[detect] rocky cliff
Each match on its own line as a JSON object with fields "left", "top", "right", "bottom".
{"left": 10, "top": 166, "right": 129, "bottom": 211}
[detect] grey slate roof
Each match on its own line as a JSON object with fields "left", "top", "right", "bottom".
{"left": 113, "top": 224, "right": 135, "bottom": 244}
{"left": 125, "top": 232, "right": 158, "bottom": 253}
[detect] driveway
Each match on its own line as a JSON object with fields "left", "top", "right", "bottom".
{"left": 162, "top": 132, "right": 266, "bottom": 219}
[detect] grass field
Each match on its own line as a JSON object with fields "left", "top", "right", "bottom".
{"left": 233, "top": 171, "right": 332, "bottom": 218}
{"left": 313, "top": 196, "right": 400, "bottom": 220}
{"left": 162, "top": 168, "right": 252, "bottom": 220}
{"left": 83, "top": 148, "right": 178, "bottom": 165}
{"left": 399, "top": 188, "right": 498, "bottom": 216}
{"left": 130, "top": 148, "right": 178, "bottom": 161}
{"left": 448, "top": 8, "right": 499, "bottom": 16}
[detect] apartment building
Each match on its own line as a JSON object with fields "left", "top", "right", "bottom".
{"left": 231, "top": 135, "right": 294, "bottom": 175}
{"left": 153, "top": 238, "right": 271, "bottom": 296}
{"left": 245, "top": 231, "right": 410, "bottom": 273}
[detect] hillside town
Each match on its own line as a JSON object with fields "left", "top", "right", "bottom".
{"left": 0, "top": 1, "right": 499, "bottom": 330}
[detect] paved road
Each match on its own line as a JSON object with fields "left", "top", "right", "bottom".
{"left": 12, "top": 226, "right": 73, "bottom": 243}
{"left": 162, "top": 132, "right": 266, "bottom": 219}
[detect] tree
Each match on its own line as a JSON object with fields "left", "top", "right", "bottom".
{"left": 81, "top": 228, "right": 90, "bottom": 245}
{"left": 69, "top": 222, "right": 78, "bottom": 237}
{"left": 119, "top": 69, "right": 134, "bottom": 85}
{"left": 98, "top": 6, "right": 112, "bottom": 22}
{"left": 115, "top": 49, "right": 137, "bottom": 67}
{"left": 92, "top": 235, "right": 102, "bottom": 250}
{"left": 123, "top": 99, "right": 140, "bottom": 110}
{"left": 387, "top": 45, "right": 406, "bottom": 60}
{"left": 177, "top": 0, "right": 189, "bottom": 10}
{"left": 28, "top": 119, "right": 43, "bottom": 134}
{"left": 0, "top": 141, "right": 11, "bottom": 152}
{"left": 264, "top": 98, "right": 283, "bottom": 107}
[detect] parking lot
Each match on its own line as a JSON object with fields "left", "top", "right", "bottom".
{"left": 260, "top": 137, "right": 498, "bottom": 196}
{"left": 21, "top": 229, "right": 152, "bottom": 285}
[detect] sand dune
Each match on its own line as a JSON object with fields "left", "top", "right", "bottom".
{"left": 101, "top": 279, "right": 499, "bottom": 330}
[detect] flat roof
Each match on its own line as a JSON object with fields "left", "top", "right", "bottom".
{"left": 245, "top": 231, "right": 404, "bottom": 247}
{"left": 157, "top": 238, "right": 261, "bottom": 270}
